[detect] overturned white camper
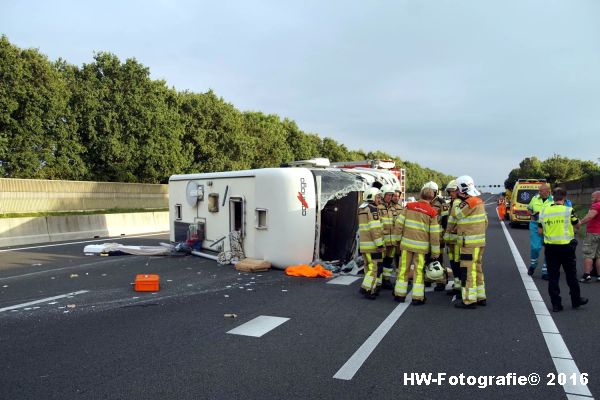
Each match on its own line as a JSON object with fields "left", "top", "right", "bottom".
{"left": 168, "top": 160, "right": 400, "bottom": 269}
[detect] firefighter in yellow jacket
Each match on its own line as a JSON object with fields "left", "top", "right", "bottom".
{"left": 379, "top": 184, "right": 398, "bottom": 289}
{"left": 394, "top": 187, "right": 441, "bottom": 305}
{"left": 453, "top": 175, "right": 488, "bottom": 309}
{"left": 359, "top": 187, "right": 385, "bottom": 299}
{"left": 391, "top": 184, "right": 404, "bottom": 273}
{"left": 444, "top": 180, "right": 462, "bottom": 296}
{"left": 423, "top": 181, "right": 450, "bottom": 292}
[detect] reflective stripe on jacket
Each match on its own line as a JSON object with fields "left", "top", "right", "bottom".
{"left": 397, "top": 200, "right": 440, "bottom": 255}
{"left": 358, "top": 202, "right": 384, "bottom": 252}
{"left": 538, "top": 204, "right": 578, "bottom": 245}
{"left": 455, "top": 196, "right": 488, "bottom": 248}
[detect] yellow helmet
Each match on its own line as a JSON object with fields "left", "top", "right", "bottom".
{"left": 445, "top": 179, "right": 458, "bottom": 192}
{"left": 364, "top": 187, "right": 381, "bottom": 202}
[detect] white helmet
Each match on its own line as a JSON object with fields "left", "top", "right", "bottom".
{"left": 445, "top": 179, "right": 458, "bottom": 192}
{"left": 393, "top": 183, "right": 401, "bottom": 192}
{"left": 380, "top": 184, "right": 395, "bottom": 195}
{"left": 421, "top": 181, "right": 439, "bottom": 192}
{"left": 425, "top": 260, "right": 445, "bottom": 281}
{"left": 456, "top": 175, "right": 481, "bottom": 196}
{"left": 364, "top": 187, "right": 381, "bottom": 202}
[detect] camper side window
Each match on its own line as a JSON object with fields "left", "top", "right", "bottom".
{"left": 256, "top": 208, "right": 267, "bottom": 229}
{"left": 208, "top": 193, "right": 219, "bottom": 213}
{"left": 175, "top": 204, "right": 182, "bottom": 220}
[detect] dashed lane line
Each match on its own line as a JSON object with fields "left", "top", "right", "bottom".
{"left": 499, "top": 212, "right": 593, "bottom": 399}
{"left": 227, "top": 316, "right": 290, "bottom": 337}
{"left": 333, "top": 293, "right": 413, "bottom": 380}
{"left": 0, "top": 290, "right": 89, "bottom": 313}
{"left": 0, "top": 232, "right": 169, "bottom": 253}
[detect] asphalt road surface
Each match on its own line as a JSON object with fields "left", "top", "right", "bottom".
{"left": 1, "top": 196, "right": 598, "bottom": 400}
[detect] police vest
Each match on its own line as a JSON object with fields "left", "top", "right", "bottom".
{"left": 528, "top": 195, "right": 553, "bottom": 220}
{"left": 539, "top": 204, "right": 575, "bottom": 245}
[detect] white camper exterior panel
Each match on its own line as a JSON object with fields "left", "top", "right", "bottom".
{"left": 169, "top": 168, "right": 317, "bottom": 268}
{"left": 254, "top": 168, "right": 316, "bottom": 267}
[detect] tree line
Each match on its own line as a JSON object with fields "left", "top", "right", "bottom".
{"left": 504, "top": 155, "right": 600, "bottom": 190}
{"left": 0, "top": 36, "right": 453, "bottom": 192}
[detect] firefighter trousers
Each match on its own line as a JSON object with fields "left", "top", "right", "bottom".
{"left": 381, "top": 246, "right": 396, "bottom": 285}
{"left": 459, "top": 247, "right": 486, "bottom": 305}
{"left": 361, "top": 252, "right": 382, "bottom": 294}
{"left": 447, "top": 243, "right": 461, "bottom": 289}
{"left": 395, "top": 251, "right": 426, "bottom": 300}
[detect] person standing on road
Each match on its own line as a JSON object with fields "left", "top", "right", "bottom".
{"left": 378, "top": 185, "right": 398, "bottom": 290}
{"left": 528, "top": 184, "right": 553, "bottom": 279}
{"left": 538, "top": 187, "right": 588, "bottom": 312}
{"left": 453, "top": 175, "right": 488, "bottom": 309}
{"left": 391, "top": 185, "right": 404, "bottom": 272}
{"left": 423, "top": 181, "right": 450, "bottom": 292}
{"left": 577, "top": 191, "right": 600, "bottom": 282}
{"left": 359, "top": 187, "right": 385, "bottom": 299}
{"left": 394, "top": 187, "right": 441, "bottom": 305}
{"left": 444, "top": 180, "right": 462, "bottom": 297}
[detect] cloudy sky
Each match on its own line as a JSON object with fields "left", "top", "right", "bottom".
{"left": 2, "top": 0, "right": 599, "bottom": 188}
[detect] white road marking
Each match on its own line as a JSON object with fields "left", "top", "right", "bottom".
{"left": 0, "top": 290, "right": 89, "bottom": 313}
{"left": 333, "top": 294, "right": 413, "bottom": 381}
{"left": 327, "top": 276, "right": 361, "bottom": 285}
{"left": 0, "top": 256, "right": 139, "bottom": 281}
{"left": 0, "top": 232, "right": 169, "bottom": 253}
{"left": 227, "top": 315, "right": 289, "bottom": 338}
{"left": 498, "top": 210, "right": 593, "bottom": 398}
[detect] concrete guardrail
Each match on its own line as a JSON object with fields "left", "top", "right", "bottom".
{"left": 0, "top": 211, "right": 169, "bottom": 247}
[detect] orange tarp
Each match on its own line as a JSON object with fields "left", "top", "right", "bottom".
{"left": 285, "top": 264, "right": 333, "bottom": 278}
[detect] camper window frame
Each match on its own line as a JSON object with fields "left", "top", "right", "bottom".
{"left": 229, "top": 196, "right": 245, "bottom": 238}
{"left": 255, "top": 208, "right": 268, "bottom": 230}
{"left": 175, "top": 204, "right": 182, "bottom": 220}
{"left": 208, "top": 193, "right": 219, "bottom": 213}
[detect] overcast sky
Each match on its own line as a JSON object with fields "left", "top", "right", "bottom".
{"left": 2, "top": 0, "right": 599, "bottom": 189}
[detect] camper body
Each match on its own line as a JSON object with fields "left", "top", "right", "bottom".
{"left": 168, "top": 164, "right": 399, "bottom": 268}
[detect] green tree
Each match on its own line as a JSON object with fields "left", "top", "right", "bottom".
{"left": 0, "top": 36, "right": 85, "bottom": 179}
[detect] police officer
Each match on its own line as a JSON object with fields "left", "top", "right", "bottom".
{"left": 394, "top": 187, "right": 441, "bottom": 305}
{"left": 359, "top": 187, "right": 385, "bottom": 299}
{"left": 379, "top": 185, "right": 397, "bottom": 289}
{"left": 444, "top": 180, "right": 462, "bottom": 296}
{"left": 453, "top": 175, "right": 488, "bottom": 309}
{"left": 528, "top": 184, "right": 553, "bottom": 279}
{"left": 423, "top": 181, "right": 450, "bottom": 292}
{"left": 538, "top": 187, "right": 588, "bottom": 312}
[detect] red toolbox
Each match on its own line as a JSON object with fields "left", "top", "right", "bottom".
{"left": 135, "top": 274, "right": 160, "bottom": 292}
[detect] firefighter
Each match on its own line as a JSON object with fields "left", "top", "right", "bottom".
{"left": 379, "top": 184, "right": 397, "bottom": 289}
{"left": 391, "top": 184, "right": 404, "bottom": 271}
{"left": 453, "top": 175, "right": 488, "bottom": 309}
{"left": 423, "top": 181, "right": 450, "bottom": 292}
{"left": 359, "top": 187, "right": 385, "bottom": 299}
{"left": 528, "top": 184, "right": 553, "bottom": 279}
{"left": 394, "top": 187, "right": 441, "bottom": 305}
{"left": 444, "top": 180, "right": 462, "bottom": 296}
{"left": 538, "top": 187, "right": 587, "bottom": 312}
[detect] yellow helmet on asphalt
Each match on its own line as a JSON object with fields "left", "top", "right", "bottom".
{"left": 425, "top": 261, "right": 445, "bottom": 281}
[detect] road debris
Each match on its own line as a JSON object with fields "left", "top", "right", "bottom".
{"left": 224, "top": 313, "right": 237, "bottom": 318}
{"left": 70, "top": 274, "right": 79, "bottom": 278}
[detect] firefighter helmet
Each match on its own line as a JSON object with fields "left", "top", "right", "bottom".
{"left": 364, "top": 187, "right": 381, "bottom": 202}
{"left": 445, "top": 179, "right": 458, "bottom": 192}
{"left": 380, "top": 184, "right": 395, "bottom": 195}
{"left": 422, "top": 181, "right": 439, "bottom": 192}
{"left": 425, "top": 260, "right": 445, "bottom": 281}
{"left": 456, "top": 175, "right": 481, "bottom": 196}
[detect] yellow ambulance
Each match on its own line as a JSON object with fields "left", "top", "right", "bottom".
{"left": 508, "top": 179, "right": 548, "bottom": 227}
